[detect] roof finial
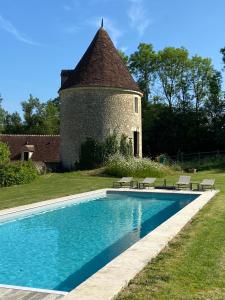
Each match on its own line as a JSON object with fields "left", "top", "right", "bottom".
{"left": 101, "top": 18, "right": 104, "bottom": 28}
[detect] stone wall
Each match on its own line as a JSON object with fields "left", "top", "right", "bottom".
{"left": 60, "top": 87, "right": 142, "bottom": 169}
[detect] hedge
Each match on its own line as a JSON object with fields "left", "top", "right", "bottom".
{"left": 0, "top": 161, "right": 38, "bottom": 187}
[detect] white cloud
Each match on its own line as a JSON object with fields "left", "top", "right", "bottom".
{"left": 0, "top": 14, "right": 39, "bottom": 46}
{"left": 127, "top": 0, "right": 152, "bottom": 36}
{"left": 90, "top": 17, "right": 122, "bottom": 46}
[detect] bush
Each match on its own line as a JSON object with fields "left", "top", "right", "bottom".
{"left": 102, "top": 131, "right": 119, "bottom": 161}
{"left": 0, "top": 160, "right": 38, "bottom": 187}
{"left": 156, "top": 153, "right": 170, "bottom": 165}
{"left": 0, "top": 142, "right": 10, "bottom": 166}
{"left": 78, "top": 138, "right": 103, "bottom": 170}
{"left": 119, "top": 134, "right": 132, "bottom": 158}
{"left": 180, "top": 155, "right": 225, "bottom": 171}
{"left": 105, "top": 153, "right": 170, "bottom": 178}
{"left": 78, "top": 132, "right": 133, "bottom": 170}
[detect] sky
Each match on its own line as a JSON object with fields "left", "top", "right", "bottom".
{"left": 0, "top": 0, "right": 225, "bottom": 115}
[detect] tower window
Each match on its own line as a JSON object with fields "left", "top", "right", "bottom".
{"left": 134, "top": 97, "right": 138, "bottom": 113}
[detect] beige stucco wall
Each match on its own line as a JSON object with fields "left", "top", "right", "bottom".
{"left": 60, "top": 87, "right": 142, "bottom": 169}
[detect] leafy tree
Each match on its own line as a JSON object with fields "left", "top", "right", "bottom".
{"left": 221, "top": 47, "right": 225, "bottom": 69}
{"left": 156, "top": 47, "right": 189, "bottom": 109}
{"left": 189, "top": 56, "right": 213, "bottom": 148}
{"left": 189, "top": 56, "right": 213, "bottom": 113}
{"left": 0, "top": 95, "right": 7, "bottom": 133}
{"left": 129, "top": 43, "right": 156, "bottom": 109}
{"left": 117, "top": 50, "right": 129, "bottom": 66}
{"left": 22, "top": 94, "right": 45, "bottom": 133}
{"left": 4, "top": 112, "right": 23, "bottom": 134}
{"left": 21, "top": 95, "right": 60, "bottom": 134}
{"left": 205, "top": 70, "right": 225, "bottom": 147}
{"left": 42, "top": 99, "right": 60, "bottom": 134}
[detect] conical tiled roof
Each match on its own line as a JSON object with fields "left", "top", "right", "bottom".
{"left": 60, "top": 27, "right": 140, "bottom": 92}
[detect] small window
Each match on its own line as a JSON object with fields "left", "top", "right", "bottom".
{"left": 134, "top": 97, "right": 138, "bottom": 113}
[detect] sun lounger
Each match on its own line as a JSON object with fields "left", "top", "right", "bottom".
{"left": 199, "top": 179, "right": 215, "bottom": 190}
{"left": 139, "top": 177, "right": 156, "bottom": 189}
{"left": 176, "top": 175, "right": 191, "bottom": 189}
{"left": 113, "top": 177, "right": 133, "bottom": 188}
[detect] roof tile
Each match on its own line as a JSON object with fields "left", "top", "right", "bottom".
{"left": 60, "top": 28, "right": 140, "bottom": 92}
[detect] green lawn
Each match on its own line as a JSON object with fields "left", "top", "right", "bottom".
{"left": 0, "top": 170, "right": 225, "bottom": 299}
{"left": 0, "top": 171, "right": 115, "bottom": 210}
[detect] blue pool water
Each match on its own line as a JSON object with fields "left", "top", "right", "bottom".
{"left": 0, "top": 191, "right": 198, "bottom": 292}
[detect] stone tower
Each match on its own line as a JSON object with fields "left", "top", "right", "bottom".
{"left": 59, "top": 25, "right": 142, "bottom": 170}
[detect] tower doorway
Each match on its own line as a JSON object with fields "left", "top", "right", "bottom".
{"left": 133, "top": 131, "right": 139, "bottom": 157}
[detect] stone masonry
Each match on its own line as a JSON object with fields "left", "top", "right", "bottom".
{"left": 60, "top": 87, "right": 142, "bottom": 169}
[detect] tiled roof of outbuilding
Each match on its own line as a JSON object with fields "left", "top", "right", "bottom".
{"left": 0, "top": 135, "right": 60, "bottom": 162}
{"left": 60, "top": 27, "right": 140, "bottom": 92}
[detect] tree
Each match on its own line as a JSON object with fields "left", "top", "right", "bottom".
{"left": 117, "top": 49, "right": 129, "bottom": 66}
{"left": 0, "top": 95, "right": 7, "bottom": 133}
{"left": 42, "top": 99, "right": 60, "bottom": 134}
{"left": 205, "top": 70, "right": 225, "bottom": 148}
{"left": 129, "top": 43, "right": 156, "bottom": 109}
{"left": 189, "top": 56, "right": 213, "bottom": 149}
{"left": 221, "top": 47, "right": 225, "bottom": 69}
{"left": 4, "top": 112, "right": 23, "bottom": 134}
{"left": 189, "top": 56, "right": 213, "bottom": 113}
{"left": 21, "top": 95, "right": 60, "bottom": 134}
{"left": 156, "top": 47, "right": 189, "bottom": 109}
{"left": 22, "top": 94, "right": 45, "bottom": 133}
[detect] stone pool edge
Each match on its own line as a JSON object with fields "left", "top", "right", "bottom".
{"left": 62, "top": 189, "right": 218, "bottom": 300}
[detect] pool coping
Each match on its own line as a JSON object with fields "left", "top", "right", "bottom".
{"left": 0, "top": 188, "right": 218, "bottom": 299}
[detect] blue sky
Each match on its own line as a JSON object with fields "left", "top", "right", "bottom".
{"left": 0, "top": 0, "right": 225, "bottom": 114}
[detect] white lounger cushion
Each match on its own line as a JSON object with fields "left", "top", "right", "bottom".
{"left": 117, "top": 177, "right": 133, "bottom": 183}
{"left": 200, "top": 179, "right": 215, "bottom": 186}
{"left": 176, "top": 176, "right": 191, "bottom": 185}
{"left": 141, "top": 178, "right": 156, "bottom": 184}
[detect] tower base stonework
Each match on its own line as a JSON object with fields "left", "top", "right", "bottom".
{"left": 60, "top": 87, "right": 142, "bottom": 170}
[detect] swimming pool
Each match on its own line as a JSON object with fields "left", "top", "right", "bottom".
{"left": 0, "top": 191, "right": 199, "bottom": 292}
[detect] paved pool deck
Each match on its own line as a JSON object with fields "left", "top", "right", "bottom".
{"left": 0, "top": 286, "right": 65, "bottom": 300}
{"left": 0, "top": 188, "right": 218, "bottom": 300}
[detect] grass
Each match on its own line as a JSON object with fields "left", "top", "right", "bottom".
{"left": 0, "top": 170, "right": 115, "bottom": 210}
{"left": 0, "top": 169, "right": 225, "bottom": 299}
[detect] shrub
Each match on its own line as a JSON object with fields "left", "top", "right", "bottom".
{"left": 0, "top": 160, "right": 38, "bottom": 187}
{"left": 119, "top": 134, "right": 132, "bottom": 158}
{"left": 180, "top": 155, "right": 225, "bottom": 171}
{"left": 78, "top": 132, "right": 134, "bottom": 170}
{"left": 156, "top": 153, "right": 170, "bottom": 165}
{"left": 102, "top": 131, "right": 119, "bottom": 161}
{"left": 0, "top": 142, "right": 10, "bottom": 166}
{"left": 105, "top": 153, "right": 170, "bottom": 178}
{"left": 78, "top": 138, "right": 103, "bottom": 170}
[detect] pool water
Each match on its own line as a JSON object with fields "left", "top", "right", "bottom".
{"left": 0, "top": 192, "right": 198, "bottom": 292}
